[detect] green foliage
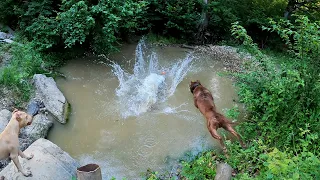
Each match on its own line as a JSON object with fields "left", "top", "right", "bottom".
{"left": 225, "top": 21, "right": 320, "bottom": 179}
{"left": 225, "top": 105, "right": 240, "bottom": 120}
{"left": 146, "top": 33, "right": 186, "bottom": 45}
{"left": 160, "top": 0, "right": 202, "bottom": 39}
{"left": 234, "top": 24, "right": 320, "bottom": 151}
{"left": 264, "top": 15, "right": 320, "bottom": 59}
{"left": 0, "top": 0, "right": 22, "bottom": 26}
{"left": 14, "top": 0, "right": 59, "bottom": 50}
{"left": 0, "top": 42, "right": 47, "bottom": 100}
{"left": 230, "top": 0, "right": 286, "bottom": 26}
{"left": 3, "top": 0, "right": 316, "bottom": 51}
{"left": 260, "top": 148, "right": 320, "bottom": 179}
{"left": 226, "top": 127, "right": 320, "bottom": 179}
{"left": 231, "top": 22, "right": 264, "bottom": 57}
{"left": 180, "top": 151, "right": 216, "bottom": 180}
{"left": 91, "top": 0, "right": 149, "bottom": 53}
{"left": 25, "top": 16, "right": 60, "bottom": 50}
{"left": 206, "top": 0, "right": 238, "bottom": 41}
{"left": 145, "top": 169, "right": 160, "bottom": 180}
{"left": 59, "top": 1, "right": 95, "bottom": 48}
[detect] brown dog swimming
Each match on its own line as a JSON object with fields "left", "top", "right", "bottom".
{"left": 0, "top": 109, "right": 34, "bottom": 176}
{"left": 190, "top": 80, "right": 246, "bottom": 153}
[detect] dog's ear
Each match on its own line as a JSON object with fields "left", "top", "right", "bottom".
{"left": 15, "top": 112, "right": 22, "bottom": 121}
{"left": 12, "top": 108, "right": 18, "bottom": 114}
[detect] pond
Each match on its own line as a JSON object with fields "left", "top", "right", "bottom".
{"left": 47, "top": 40, "right": 239, "bottom": 179}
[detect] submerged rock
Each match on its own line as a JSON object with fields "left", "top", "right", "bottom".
{"left": 0, "top": 138, "right": 80, "bottom": 180}
{"left": 33, "top": 74, "right": 70, "bottom": 124}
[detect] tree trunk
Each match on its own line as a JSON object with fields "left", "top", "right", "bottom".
{"left": 196, "top": 0, "right": 209, "bottom": 44}
{"left": 284, "top": 0, "right": 314, "bottom": 19}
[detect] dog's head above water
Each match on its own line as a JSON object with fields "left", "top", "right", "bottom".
{"left": 189, "top": 80, "right": 202, "bottom": 94}
{"left": 12, "top": 109, "right": 33, "bottom": 127}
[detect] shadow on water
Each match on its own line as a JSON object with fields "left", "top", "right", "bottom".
{"left": 47, "top": 40, "right": 242, "bottom": 179}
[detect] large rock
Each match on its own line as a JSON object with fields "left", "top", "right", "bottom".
{"left": 20, "top": 114, "right": 53, "bottom": 150}
{"left": 0, "top": 110, "right": 11, "bottom": 169}
{"left": 0, "top": 110, "right": 11, "bottom": 132}
{"left": 0, "top": 138, "right": 80, "bottom": 180}
{"left": 0, "top": 39, "right": 14, "bottom": 44}
{"left": 33, "top": 74, "right": 70, "bottom": 124}
{"left": 214, "top": 162, "right": 233, "bottom": 180}
{"left": 0, "top": 32, "right": 13, "bottom": 40}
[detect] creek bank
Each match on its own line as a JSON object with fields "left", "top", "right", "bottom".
{"left": 0, "top": 27, "right": 72, "bottom": 172}
{"left": 0, "top": 138, "right": 80, "bottom": 180}
{"left": 0, "top": 73, "right": 71, "bottom": 171}
{"left": 149, "top": 41, "right": 251, "bottom": 74}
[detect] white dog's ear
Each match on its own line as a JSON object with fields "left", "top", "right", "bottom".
{"left": 12, "top": 108, "right": 19, "bottom": 114}
{"left": 15, "top": 112, "right": 22, "bottom": 121}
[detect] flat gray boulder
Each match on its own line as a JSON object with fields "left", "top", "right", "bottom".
{"left": 0, "top": 110, "right": 11, "bottom": 132}
{"left": 20, "top": 114, "right": 53, "bottom": 150}
{"left": 0, "top": 138, "right": 80, "bottom": 180}
{"left": 33, "top": 74, "right": 70, "bottom": 124}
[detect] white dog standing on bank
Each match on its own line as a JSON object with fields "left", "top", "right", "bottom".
{"left": 0, "top": 109, "right": 34, "bottom": 177}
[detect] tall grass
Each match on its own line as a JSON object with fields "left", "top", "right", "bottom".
{"left": 0, "top": 42, "right": 46, "bottom": 101}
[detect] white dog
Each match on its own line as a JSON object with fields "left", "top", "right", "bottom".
{"left": 0, "top": 109, "right": 34, "bottom": 176}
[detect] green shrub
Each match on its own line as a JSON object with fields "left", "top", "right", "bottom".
{"left": 0, "top": 42, "right": 47, "bottom": 100}
{"left": 224, "top": 20, "right": 320, "bottom": 179}
{"left": 264, "top": 15, "right": 320, "bottom": 60}
{"left": 25, "top": 16, "right": 60, "bottom": 50}
{"left": 58, "top": 1, "right": 95, "bottom": 48}
{"left": 90, "top": 0, "right": 149, "bottom": 53}
{"left": 180, "top": 151, "right": 217, "bottom": 180}
{"left": 227, "top": 126, "right": 320, "bottom": 179}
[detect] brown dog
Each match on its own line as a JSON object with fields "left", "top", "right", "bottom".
{"left": 190, "top": 80, "right": 245, "bottom": 153}
{"left": 0, "top": 109, "right": 34, "bottom": 176}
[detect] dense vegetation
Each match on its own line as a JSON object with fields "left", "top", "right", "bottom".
{"left": 1, "top": 0, "right": 319, "bottom": 52}
{"left": 0, "top": 0, "right": 319, "bottom": 179}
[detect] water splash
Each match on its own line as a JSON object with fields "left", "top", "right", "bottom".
{"left": 110, "top": 39, "right": 194, "bottom": 118}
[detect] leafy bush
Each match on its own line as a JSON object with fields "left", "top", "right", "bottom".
{"left": 232, "top": 19, "right": 320, "bottom": 151}
{"left": 91, "top": 0, "right": 149, "bottom": 53}
{"left": 227, "top": 127, "right": 320, "bottom": 179}
{"left": 180, "top": 151, "right": 216, "bottom": 180}
{"left": 58, "top": 1, "right": 95, "bottom": 48}
{"left": 25, "top": 16, "right": 60, "bottom": 50}
{"left": 225, "top": 20, "right": 320, "bottom": 178}
{"left": 264, "top": 15, "right": 320, "bottom": 60}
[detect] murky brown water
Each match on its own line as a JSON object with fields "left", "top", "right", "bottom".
{"left": 47, "top": 43, "right": 240, "bottom": 179}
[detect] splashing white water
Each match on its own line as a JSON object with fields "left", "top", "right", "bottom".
{"left": 110, "top": 39, "right": 194, "bottom": 118}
